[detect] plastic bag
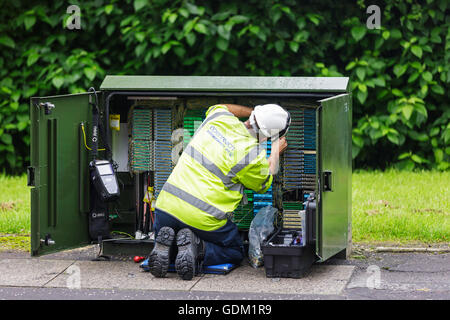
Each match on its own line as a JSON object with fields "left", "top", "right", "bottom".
{"left": 248, "top": 206, "right": 277, "bottom": 268}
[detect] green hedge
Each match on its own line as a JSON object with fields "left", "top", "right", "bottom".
{"left": 0, "top": 0, "right": 448, "bottom": 173}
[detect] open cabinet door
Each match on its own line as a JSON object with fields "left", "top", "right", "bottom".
{"left": 29, "top": 93, "right": 96, "bottom": 256}
{"left": 317, "top": 94, "right": 352, "bottom": 261}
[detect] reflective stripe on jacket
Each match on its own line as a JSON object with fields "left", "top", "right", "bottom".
{"left": 155, "top": 104, "right": 273, "bottom": 231}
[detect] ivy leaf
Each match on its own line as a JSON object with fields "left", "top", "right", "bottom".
{"left": 186, "top": 3, "right": 204, "bottom": 15}
{"left": 357, "top": 90, "right": 368, "bottom": 104}
{"left": 185, "top": 32, "right": 196, "bottom": 46}
{"left": 411, "top": 45, "right": 423, "bottom": 58}
{"left": 52, "top": 76, "right": 64, "bottom": 89}
{"left": 431, "top": 85, "right": 444, "bottom": 95}
{"left": 194, "top": 23, "right": 207, "bottom": 34}
{"left": 352, "top": 135, "right": 364, "bottom": 148}
{"left": 372, "top": 77, "right": 386, "bottom": 87}
{"left": 212, "top": 11, "right": 231, "bottom": 21}
{"left": 356, "top": 67, "right": 366, "bottom": 81}
{"left": 161, "top": 42, "right": 172, "bottom": 54}
{"left": 430, "top": 127, "right": 440, "bottom": 137}
{"left": 396, "top": 159, "right": 415, "bottom": 171}
{"left": 351, "top": 26, "right": 366, "bottom": 41}
{"left": 434, "top": 149, "right": 444, "bottom": 163}
{"left": 398, "top": 152, "right": 411, "bottom": 160}
{"left": 393, "top": 64, "right": 408, "bottom": 77}
{"left": 414, "top": 103, "right": 428, "bottom": 118}
{"left": 213, "top": 51, "right": 223, "bottom": 63}
{"left": 289, "top": 41, "right": 299, "bottom": 53}
{"left": 270, "top": 10, "right": 282, "bottom": 24}
{"left": 106, "top": 25, "right": 115, "bottom": 36}
{"left": 27, "top": 52, "right": 39, "bottom": 66}
{"left": 345, "top": 61, "right": 356, "bottom": 71}
{"left": 411, "top": 154, "right": 427, "bottom": 164}
{"left": 274, "top": 40, "right": 284, "bottom": 53}
{"left": 24, "top": 16, "right": 36, "bottom": 30}
{"left": 409, "top": 131, "right": 429, "bottom": 142}
{"left": 391, "top": 89, "right": 404, "bottom": 97}
{"left": 83, "top": 67, "right": 96, "bottom": 81}
{"left": 1, "top": 133, "right": 12, "bottom": 145}
{"left": 358, "top": 83, "right": 367, "bottom": 92}
{"left": 217, "top": 25, "right": 230, "bottom": 40}
{"left": 387, "top": 133, "right": 400, "bottom": 145}
{"left": 407, "top": 72, "right": 420, "bottom": 83}
{"left": 135, "top": 32, "right": 146, "bottom": 42}
{"left": 422, "top": 71, "right": 432, "bottom": 82}
{"left": 401, "top": 105, "right": 414, "bottom": 120}
{"left": 371, "top": 61, "right": 385, "bottom": 70}
{"left": 0, "top": 35, "right": 15, "bottom": 48}
{"left": 104, "top": 5, "right": 114, "bottom": 15}
{"left": 173, "top": 46, "right": 185, "bottom": 58}
{"left": 228, "top": 15, "right": 249, "bottom": 25}
{"left": 216, "top": 37, "right": 228, "bottom": 51}
{"left": 134, "top": 0, "right": 148, "bottom": 12}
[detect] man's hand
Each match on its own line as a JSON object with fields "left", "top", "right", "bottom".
{"left": 272, "top": 136, "right": 287, "bottom": 155}
{"left": 277, "top": 136, "right": 288, "bottom": 154}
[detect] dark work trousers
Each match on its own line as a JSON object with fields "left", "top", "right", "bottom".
{"left": 153, "top": 208, "right": 244, "bottom": 266}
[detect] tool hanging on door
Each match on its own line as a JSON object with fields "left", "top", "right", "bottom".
{"left": 87, "top": 87, "right": 120, "bottom": 243}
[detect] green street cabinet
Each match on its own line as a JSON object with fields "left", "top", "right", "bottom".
{"left": 29, "top": 76, "right": 352, "bottom": 273}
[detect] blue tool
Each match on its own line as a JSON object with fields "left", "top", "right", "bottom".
{"left": 140, "top": 259, "right": 237, "bottom": 275}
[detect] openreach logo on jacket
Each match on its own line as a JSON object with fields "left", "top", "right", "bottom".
{"left": 207, "top": 125, "right": 236, "bottom": 158}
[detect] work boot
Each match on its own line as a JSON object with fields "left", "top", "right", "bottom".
{"left": 175, "top": 228, "right": 204, "bottom": 280}
{"left": 148, "top": 226, "right": 175, "bottom": 278}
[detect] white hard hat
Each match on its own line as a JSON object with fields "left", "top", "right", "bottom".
{"left": 250, "top": 104, "right": 291, "bottom": 140}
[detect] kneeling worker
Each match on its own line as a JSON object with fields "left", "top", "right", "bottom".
{"left": 149, "top": 103, "right": 290, "bottom": 280}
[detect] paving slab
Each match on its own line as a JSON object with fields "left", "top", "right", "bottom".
{"left": 192, "top": 264, "right": 355, "bottom": 295}
{"left": 44, "top": 260, "right": 195, "bottom": 291}
{"left": 0, "top": 258, "right": 74, "bottom": 287}
{"left": 41, "top": 259, "right": 355, "bottom": 295}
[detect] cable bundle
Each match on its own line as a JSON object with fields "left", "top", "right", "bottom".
{"left": 253, "top": 140, "right": 273, "bottom": 216}
{"left": 129, "top": 106, "right": 154, "bottom": 172}
{"left": 282, "top": 202, "right": 303, "bottom": 229}
{"left": 283, "top": 108, "right": 317, "bottom": 190}
{"left": 232, "top": 200, "right": 254, "bottom": 230}
{"left": 154, "top": 108, "right": 173, "bottom": 198}
{"left": 303, "top": 108, "right": 316, "bottom": 150}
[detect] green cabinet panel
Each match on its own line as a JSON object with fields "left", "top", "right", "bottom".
{"left": 317, "top": 94, "right": 352, "bottom": 261}
{"left": 30, "top": 93, "right": 93, "bottom": 256}
{"left": 100, "top": 75, "right": 350, "bottom": 93}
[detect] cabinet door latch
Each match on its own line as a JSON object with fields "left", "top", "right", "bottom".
{"left": 27, "top": 166, "right": 35, "bottom": 186}
{"left": 40, "top": 102, "right": 55, "bottom": 115}
{"left": 323, "top": 171, "right": 333, "bottom": 192}
{"left": 40, "top": 234, "right": 55, "bottom": 246}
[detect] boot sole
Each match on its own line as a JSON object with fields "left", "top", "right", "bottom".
{"left": 149, "top": 227, "right": 175, "bottom": 278}
{"left": 175, "top": 229, "right": 197, "bottom": 280}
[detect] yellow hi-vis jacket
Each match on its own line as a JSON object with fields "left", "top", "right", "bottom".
{"left": 155, "top": 104, "right": 273, "bottom": 231}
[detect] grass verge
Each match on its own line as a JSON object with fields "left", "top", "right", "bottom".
{"left": 0, "top": 233, "right": 30, "bottom": 251}
{"left": 0, "top": 175, "right": 30, "bottom": 235}
{"left": 352, "top": 169, "right": 449, "bottom": 243}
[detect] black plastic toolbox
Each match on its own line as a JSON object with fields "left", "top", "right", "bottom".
{"left": 261, "top": 194, "right": 317, "bottom": 278}
{"left": 262, "top": 229, "right": 317, "bottom": 278}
